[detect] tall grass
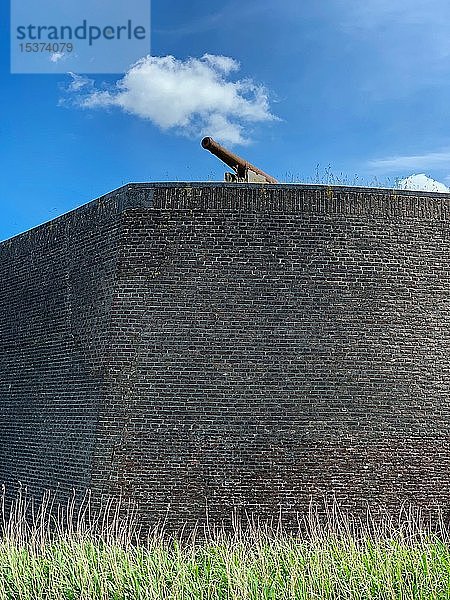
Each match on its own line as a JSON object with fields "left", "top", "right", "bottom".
{"left": 1, "top": 487, "right": 450, "bottom": 599}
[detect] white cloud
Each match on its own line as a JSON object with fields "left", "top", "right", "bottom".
{"left": 68, "top": 54, "right": 277, "bottom": 145}
{"left": 50, "top": 52, "right": 65, "bottom": 63}
{"left": 397, "top": 174, "right": 449, "bottom": 193}
{"left": 67, "top": 72, "right": 93, "bottom": 92}
{"left": 202, "top": 54, "right": 239, "bottom": 74}
{"left": 367, "top": 151, "right": 450, "bottom": 172}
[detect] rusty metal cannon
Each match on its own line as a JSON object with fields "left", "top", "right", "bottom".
{"left": 201, "top": 136, "right": 278, "bottom": 184}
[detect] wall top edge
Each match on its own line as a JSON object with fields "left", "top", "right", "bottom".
{"left": 2, "top": 182, "right": 450, "bottom": 246}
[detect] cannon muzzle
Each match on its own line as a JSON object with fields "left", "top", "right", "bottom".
{"left": 201, "top": 136, "right": 278, "bottom": 184}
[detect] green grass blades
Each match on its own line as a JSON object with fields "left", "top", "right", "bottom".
{"left": 1, "top": 489, "right": 450, "bottom": 599}
{"left": 2, "top": 530, "right": 450, "bottom": 598}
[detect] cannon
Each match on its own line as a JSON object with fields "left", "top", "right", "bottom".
{"left": 201, "top": 137, "right": 278, "bottom": 184}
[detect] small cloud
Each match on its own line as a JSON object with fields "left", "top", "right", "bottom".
{"left": 397, "top": 173, "right": 449, "bottom": 193}
{"left": 202, "top": 54, "right": 240, "bottom": 74}
{"left": 50, "top": 52, "right": 65, "bottom": 63}
{"left": 65, "top": 54, "right": 278, "bottom": 145}
{"left": 67, "top": 72, "right": 94, "bottom": 92}
{"left": 368, "top": 150, "right": 450, "bottom": 172}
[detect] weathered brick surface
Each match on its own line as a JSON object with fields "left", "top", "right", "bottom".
{"left": 0, "top": 186, "right": 150, "bottom": 500}
{"left": 2, "top": 183, "right": 450, "bottom": 528}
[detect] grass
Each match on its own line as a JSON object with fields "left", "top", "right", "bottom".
{"left": 280, "top": 165, "right": 403, "bottom": 189}
{"left": 1, "top": 488, "right": 450, "bottom": 599}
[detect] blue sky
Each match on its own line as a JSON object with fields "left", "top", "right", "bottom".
{"left": 2, "top": 0, "right": 450, "bottom": 240}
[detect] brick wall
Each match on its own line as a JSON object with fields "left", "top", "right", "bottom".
{"left": 0, "top": 186, "right": 150, "bottom": 500}
{"left": 2, "top": 183, "right": 450, "bottom": 529}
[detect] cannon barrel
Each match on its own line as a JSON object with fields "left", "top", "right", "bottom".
{"left": 201, "top": 136, "right": 278, "bottom": 184}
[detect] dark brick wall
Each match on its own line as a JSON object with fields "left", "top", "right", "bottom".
{"left": 2, "top": 183, "right": 450, "bottom": 528}
{"left": 0, "top": 186, "right": 150, "bottom": 500}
